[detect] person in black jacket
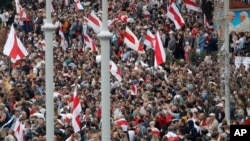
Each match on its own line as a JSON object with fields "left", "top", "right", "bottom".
{"left": 186, "top": 120, "right": 198, "bottom": 141}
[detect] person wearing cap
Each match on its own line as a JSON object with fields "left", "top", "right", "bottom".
{"left": 206, "top": 113, "right": 218, "bottom": 134}
{"left": 167, "top": 31, "right": 176, "bottom": 55}
{"left": 215, "top": 103, "right": 225, "bottom": 123}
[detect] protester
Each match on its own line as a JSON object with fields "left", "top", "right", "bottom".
{"left": 0, "top": 0, "right": 249, "bottom": 141}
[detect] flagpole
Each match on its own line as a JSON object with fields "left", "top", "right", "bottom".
{"left": 42, "top": 0, "right": 57, "bottom": 140}
{"left": 97, "top": 0, "right": 112, "bottom": 140}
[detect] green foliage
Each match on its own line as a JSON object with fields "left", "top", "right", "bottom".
{"left": 189, "top": 51, "right": 202, "bottom": 65}
{"left": 0, "top": 0, "right": 13, "bottom": 10}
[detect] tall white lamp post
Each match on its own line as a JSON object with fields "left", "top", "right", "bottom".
{"left": 42, "top": 0, "right": 57, "bottom": 140}
{"left": 223, "top": 0, "right": 230, "bottom": 125}
{"left": 97, "top": 0, "right": 112, "bottom": 140}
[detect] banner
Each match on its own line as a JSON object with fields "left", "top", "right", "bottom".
{"left": 235, "top": 56, "right": 250, "bottom": 70}
{"left": 229, "top": 10, "right": 250, "bottom": 33}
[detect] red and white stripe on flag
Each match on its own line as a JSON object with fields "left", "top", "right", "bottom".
{"left": 3, "top": 24, "right": 28, "bottom": 63}
{"left": 87, "top": 11, "right": 102, "bottom": 33}
{"left": 14, "top": 120, "right": 24, "bottom": 141}
{"left": 83, "top": 34, "right": 97, "bottom": 52}
{"left": 131, "top": 84, "right": 138, "bottom": 95}
{"left": 59, "top": 25, "right": 67, "bottom": 50}
{"left": 124, "top": 27, "right": 145, "bottom": 53}
{"left": 185, "top": 0, "right": 201, "bottom": 12}
{"left": 116, "top": 118, "right": 128, "bottom": 126}
{"left": 143, "top": 10, "right": 151, "bottom": 19}
{"left": 154, "top": 31, "right": 166, "bottom": 67}
{"left": 15, "top": 0, "right": 27, "bottom": 20}
{"left": 110, "top": 61, "right": 122, "bottom": 82}
{"left": 144, "top": 30, "right": 155, "bottom": 48}
{"left": 72, "top": 87, "right": 82, "bottom": 133}
{"left": 151, "top": 127, "right": 160, "bottom": 136}
{"left": 40, "top": 40, "right": 46, "bottom": 50}
{"left": 75, "top": 0, "right": 84, "bottom": 10}
{"left": 108, "top": 18, "right": 119, "bottom": 27}
{"left": 166, "top": 3, "right": 185, "bottom": 30}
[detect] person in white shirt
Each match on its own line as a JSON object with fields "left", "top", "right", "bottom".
{"left": 236, "top": 11, "right": 250, "bottom": 32}
{"left": 228, "top": 11, "right": 236, "bottom": 33}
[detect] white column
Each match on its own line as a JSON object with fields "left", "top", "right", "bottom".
{"left": 41, "top": 0, "right": 57, "bottom": 140}
{"left": 97, "top": 0, "right": 112, "bottom": 140}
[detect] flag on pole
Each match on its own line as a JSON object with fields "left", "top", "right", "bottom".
{"left": 124, "top": 27, "right": 144, "bottom": 53}
{"left": 108, "top": 18, "right": 119, "bottom": 27}
{"left": 59, "top": 24, "right": 67, "bottom": 50}
{"left": 14, "top": 120, "right": 24, "bottom": 141}
{"left": 72, "top": 87, "right": 82, "bottom": 133}
{"left": 166, "top": 3, "right": 185, "bottom": 30}
{"left": 110, "top": 61, "right": 122, "bottom": 82}
{"left": 154, "top": 31, "right": 166, "bottom": 67}
{"left": 204, "top": 14, "right": 209, "bottom": 28}
{"left": 75, "top": 0, "right": 84, "bottom": 10}
{"left": 131, "top": 84, "right": 137, "bottom": 95}
{"left": 15, "top": 0, "right": 27, "bottom": 20}
{"left": 144, "top": 30, "right": 155, "bottom": 48}
{"left": 83, "top": 34, "right": 97, "bottom": 52}
{"left": 115, "top": 118, "right": 128, "bottom": 131}
{"left": 3, "top": 25, "right": 29, "bottom": 63}
{"left": 185, "top": 0, "right": 201, "bottom": 12}
{"left": 87, "top": 11, "right": 102, "bottom": 33}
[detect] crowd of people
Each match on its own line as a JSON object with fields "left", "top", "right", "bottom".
{"left": 0, "top": 0, "right": 250, "bottom": 141}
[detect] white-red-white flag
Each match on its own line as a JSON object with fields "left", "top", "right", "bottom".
{"left": 131, "top": 84, "right": 137, "bottom": 95}
{"left": 108, "top": 18, "right": 119, "bottom": 27}
{"left": 185, "top": 0, "right": 201, "bottom": 12}
{"left": 167, "top": 0, "right": 175, "bottom": 8}
{"left": 118, "top": 15, "right": 134, "bottom": 23}
{"left": 116, "top": 118, "right": 128, "bottom": 126}
{"left": 87, "top": 11, "right": 102, "bottom": 33}
{"left": 3, "top": 25, "right": 28, "bottom": 63}
{"left": 119, "top": 15, "right": 128, "bottom": 22}
{"left": 39, "top": 39, "right": 46, "bottom": 50}
{"left": 166, "top": 3, "right": 185, "bottom": 30}
{"left": 75, "top": 0, "right": 84, "bottom": 10}
{"left": 59, "top": 25, "right": 67, "bottom": 50}
{"left": 124, "top": 27, "right": 144, "bottom": 53}
{"left": 110, "top": 61, "right": 122, "bottom": 82}
{"left": 143, "top": 10, "right": 151, "bottom": 19}
{"left": 115, "top": 118, "right": 128, "bottom": 131}
{"left": 151, "top": 127, "right": 160, "bottom": 136}
{"left": 15, "top": 0, "right": 27, "bottom": 20}
{"left": 154, "top": 31, "right": 166, "bottom": 67}
{"left": 83, "top": 34, "right": 97, "bottom": 52}
{"left": 72, "top": 87, "right": 82, "bottom": 133}
{"left": 64, "top": 0, "right": 70, "bottom": 6}
{"left": 144, "top": 30, "right": 155, "bottom": 48}
{"left": 14, "top": 120, "right": 24, "bottom": 141}
{"left": 204, "top": 14, "right": 209, "bottom": 28}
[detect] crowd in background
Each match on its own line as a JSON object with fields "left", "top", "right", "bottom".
{"left": 0, "top": 0, "right": 250, "bottom": 141}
